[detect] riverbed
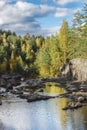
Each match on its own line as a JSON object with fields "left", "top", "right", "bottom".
{"left": 0, "top": 84, "right": 87, "bottom": 130}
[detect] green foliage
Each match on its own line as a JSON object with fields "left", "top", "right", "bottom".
{"left": 36, "top": 36, "right": 62, "bottom": 77}
{"left": 49, "top": 36, "right": 61, "bottom": 76}
{"left": 36, "top": 40, "right": 51, "bottom": 77}
{"left": 72, "top": 3, "right": 87, "bottom": 36}
{"left": 36, "top": 36, "right": 44, "bottom": 48}
{"left": 69, "top": 3, "right": 87, "bottom": 59}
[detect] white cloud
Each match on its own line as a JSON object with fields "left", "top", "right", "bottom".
{"left": 0, "top": 1, "right": 5, "bottom": 7}
{"left": 2, "top": 23, "right": 60, "bottom": 37}
{"left": 54, "top": 0, "right": 80, "bottom": 5}
{"left": 0, "top": 0, "right": 73, "bottom": 36}
{"left": 0, "top": 1, "right": 54, "bottom": 25}
{"left": 55, "top": 8, "right": 71, "bottom": 17}
{"left": 41, "top": 26, "right": 60, "bottom": 37}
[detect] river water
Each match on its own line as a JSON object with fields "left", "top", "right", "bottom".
{"left": 0, "top": 83, "right": 87, "bottom": 130}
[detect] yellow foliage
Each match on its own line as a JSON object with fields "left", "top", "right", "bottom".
{"left": 39, "top": 66, "right": 50, "bottom": 77}
{"left": 16, "top": 56, "right": 23, "bottom": 65}
{"left": 58, "top": 20, "right": 69, "bottom": 62}
{"left": 0, "top": 62, "right": 7, "bottom": 72}
{"left": 21, "top": 44, "right": 26, "bottom": 52}
{"left": 10, "top": 51, "right": 16, "bottom": 72}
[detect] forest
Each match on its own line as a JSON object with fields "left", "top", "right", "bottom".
{"left": 0, "top": 3, "right": 87, "bottom": 78}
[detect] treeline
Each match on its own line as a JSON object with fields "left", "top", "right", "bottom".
{"left": 0, "top": 3, "right": 87, "bottom": 78}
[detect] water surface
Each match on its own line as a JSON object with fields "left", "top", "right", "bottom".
{"left": 0, "top": 84, "right": 87, "bottom": 130}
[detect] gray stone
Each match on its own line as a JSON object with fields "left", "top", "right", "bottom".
{"left": 0, "top": 100, "right": 2, "bottom": 105}
{"left": 60, "top": 58, "right": 87, "bottom": 81}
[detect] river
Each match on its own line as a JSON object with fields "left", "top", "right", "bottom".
{"left": 0, "top": 83, "right": 87, "bottom": 130}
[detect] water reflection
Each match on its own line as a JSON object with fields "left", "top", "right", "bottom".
{"left": 44, "top": 82, "right": 65, "bottom": 95}
{"left": 0, "top": 119, "right": 5, "bottom": 130}
{"left": 0, "top": 85, "right": 87, "bottom": 130}
{"left": 0, "top": 99, "right": 67, "bottom": 130}
{"left": 0, "top": 119, "right": 15, "bottom": 130}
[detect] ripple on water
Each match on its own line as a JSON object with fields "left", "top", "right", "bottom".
{"left": 0, "top": 84, "right": 87, "bottom": 130}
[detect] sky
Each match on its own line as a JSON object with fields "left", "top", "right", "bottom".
{"left": 0, "top": 0, "right": 86, "bottom": 36}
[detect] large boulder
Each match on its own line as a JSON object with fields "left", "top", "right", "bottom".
{"left": 60, "top": 58, "right": 87, "bottom": 81}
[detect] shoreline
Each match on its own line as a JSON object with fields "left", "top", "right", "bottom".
{"left": 0, "top": 74, "right": 87, "bottom": 110}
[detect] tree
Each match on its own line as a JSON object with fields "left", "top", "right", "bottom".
{"left": 71, "top": 3, "right": 87, "bottom": 58}
{"left": 36, "top": 36, "right": 44, "bottom": 48}
{"left": 0, "top": 45, "right": 5, "bottom": 72}
{"left": 29, "top": 36, "right": 37, "bottom": 52}
{"left": 36, "top": 36, "right": 62, "bottom": 77}
{"left": 36, "top": 40, "right": 51, "bottom": 77}
{"left": 10, "top": 51, "right": 16, "bottom": 72}
{"left": 72, "top": 3, "right": 87, "bottom": 36}
{"left": 49, "top": 36, "right": 61, "bottom": 77}
{"left": 24, "top": 33, "right": 30, "bottom": 40}
{"left": 3, "top": 43, "right": 12, "bottom": 72}
{"left": 58, "top": 20, "right": 69, "bottom": 63}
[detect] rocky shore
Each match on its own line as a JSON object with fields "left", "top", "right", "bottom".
{"left": 0, "top": 74, "right": 87, "bottom": 110}
{"left": 60, "top": 81, "right": 87, "bottom": 110}
{"left": 0, "top": 74, "right": 59, "bottom": 104}
{"left": 42, "top": 77, "right": 87, "bottom": 110}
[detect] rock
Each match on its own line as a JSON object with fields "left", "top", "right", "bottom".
{"left": 21, "top": 77, "right": 25, "bottom": 81}
{"left": 15, "top": 82, "right": 29, "bottom": 89}
{"left": 62, "top": 101, "right": 82, "bottom": 110}
{"left": 0, "top": 100, "right": 2, "bottom": 105}
{"left": 75, "top": 102, "right": 82, "bottom": 107}
{"left": 11, "top": 90, "right": 23, "bottom": 95}
{"left": 8, "top": 78, "right": 20, "bottom": 86}
{"left": 77, "top": 96, "right": 84, "bottom": 102}
{"left": 27, "top": 94, "right": 56, "bottom": 102}
{"left": 6, "top": 83, "right": 13, "bottom": 92}
{"left": 60, "top": 58, "right": 87, "bottom": 81}
{"left": 41, "top": 77, "right": 68, "bottom": 83}
{"left": 12, "top": 75, "right": 22, "bottom": 80}
{"left": 0, "top": 79, "right": 6, "bottom": 87}
{"left": 68, "top": 101, "right": 75, "bottom": 107}
{"left": 1, "top": 75, "right": 11, "bottom": 80}
{"left": 62, "top": 107, "right": 68, "bottom": 110}
{"left": 18, "top": 93, "right": 31, "bottom": 99}
{"left": 37, "top": 88, "right": 44, "bottom": 92}
{"left": 0, "top": 88, "right": 6, "bottom": 94}
{"left": 26, "top": 79, "right": 45, "bottom": 88}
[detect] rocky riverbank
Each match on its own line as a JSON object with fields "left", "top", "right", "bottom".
{"left": 42, "top": 77, "right": 87, "bottom": 110}
{"left": 0, "top": 74, "right": 87, "bottom": 110}
{"left": 0, "top": 74, "right": 60, "bottom": 104}
{"left": 60, "top": 81, "right": 87, "bottom": 110}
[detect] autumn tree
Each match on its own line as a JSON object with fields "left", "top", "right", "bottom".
{"left": 36, "top": 38, "right": 51, "bottom": 77}
{"left": 49, "top": 36, "right": 61, "bottom": 77}
{"left": 36, "top": 36, "right": 44, "bottom": 48}
{"left": 58, "top": 20, "right": 69, "bottom": 63}
{"left": 36, "top": 36, "right": 61, "bottom": 77}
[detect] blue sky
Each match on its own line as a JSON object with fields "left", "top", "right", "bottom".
{"left": 0, "top": 0, "right": 86, "bottom": 36}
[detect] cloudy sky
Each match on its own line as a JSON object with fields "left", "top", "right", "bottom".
{"left": 0, "top": 0, "right": 86, "bottom": 36}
